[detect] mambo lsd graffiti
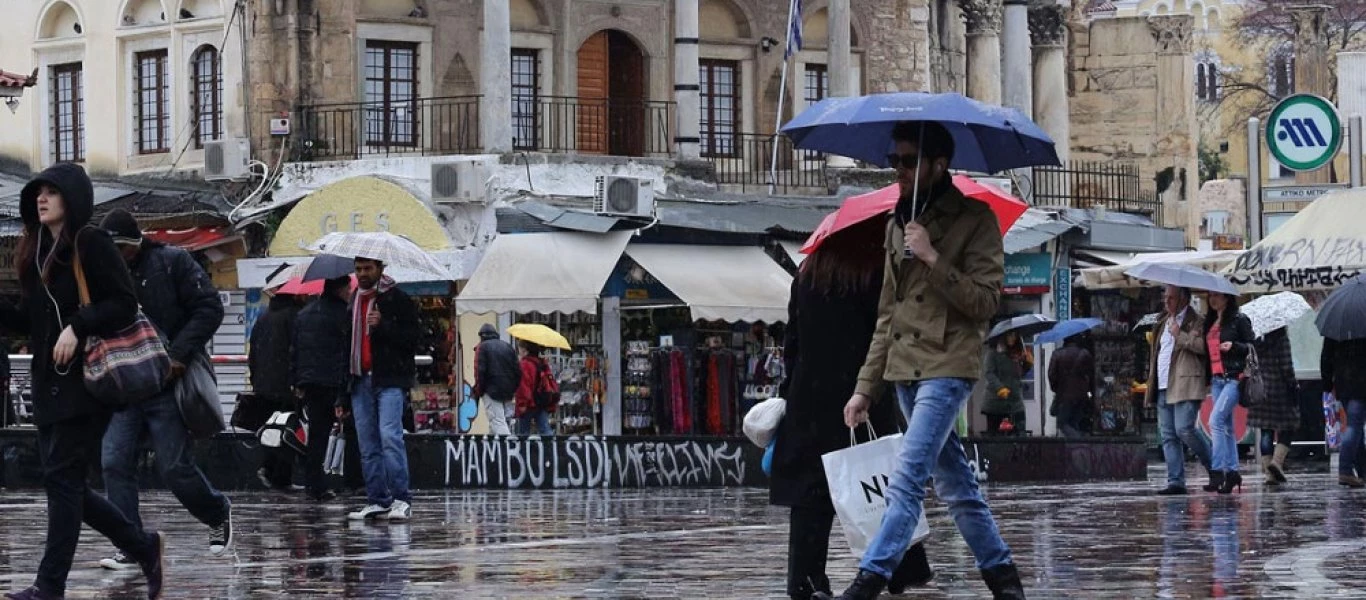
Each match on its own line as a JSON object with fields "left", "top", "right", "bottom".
{"left": 443, "top": 436, "right": 755, "bottom": 489}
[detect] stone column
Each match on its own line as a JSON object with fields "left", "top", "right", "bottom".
{"left": 1149, "top": 15, "right": 1198, "bottom": 240}
{"left": 962, "top": 0, "right": 1005, "bottom": 105}
{"left": 1289, "top": 4, "right": 1332, "bottom": 184}
{"left": 1029, "top": 0, "right": 1070, "bottom": 163}
{"left": 674, "top": 0, "right": 701, "bottom": 160}
{"left": 480, "top": 0, "right": 512, "bottom": 153}
{"left": 826, "top": 0, "right": 856, "bottom": 168}
{"left": 1002, "top": 0, "right": 1032, "bottom": 116}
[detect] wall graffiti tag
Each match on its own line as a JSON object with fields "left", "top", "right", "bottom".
{"left": 1229, "top": 234, "right": 1366, "bottom": 291}
{"left": 442, "top": 436, "right": 754, "bottom": 489}
{"left": 1228, "top": 266, "right": 1361, "bottom": 292}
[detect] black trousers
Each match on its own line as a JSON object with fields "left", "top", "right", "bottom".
{"left": 36, "top": 414, "right": 156, "bottom": 596}
{"left": 786, "top": 506, "right": 932, "bottom": 599}
{"left": 301, "top": 385, "right": 339, "bottom": 498}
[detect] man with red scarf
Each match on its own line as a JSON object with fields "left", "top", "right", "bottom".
{"left": 343, "top": 257, "right": 420, "bottom": 521}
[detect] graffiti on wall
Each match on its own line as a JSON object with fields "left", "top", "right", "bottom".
{"left": 1228, "top": 266, "right": 1361, "bottom": 292}
{"left": 443, "top": 436, "right": 750, "bottom": 489}
{"left": 1230, "top": 235, "right": 1365, "bottom": 291}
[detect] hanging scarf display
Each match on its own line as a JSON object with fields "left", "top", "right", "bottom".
{"left": 670, "top": 350, "right": 689, "bottom": 434}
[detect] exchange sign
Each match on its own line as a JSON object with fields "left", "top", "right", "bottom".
{"left": 1266, "top": 94, "right": 1342, "bottom": 172}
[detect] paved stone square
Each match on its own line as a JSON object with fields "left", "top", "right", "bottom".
{"left": 1, "top": 468, "right": 1364, "bottom": 598}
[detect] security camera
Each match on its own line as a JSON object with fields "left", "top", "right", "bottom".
{"left": 760, "top": 37, "right": 779, "bottom": 53}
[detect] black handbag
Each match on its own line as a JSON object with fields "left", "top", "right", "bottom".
{"left": 230, "top": 393, "right": 275, "bottom": 432}
{"left": 1238, "top": 347, "right": 1266, "bottom": 408}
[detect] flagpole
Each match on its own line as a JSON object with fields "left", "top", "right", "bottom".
{"left": 769, "top": 0, "right": 798, "bottom": 196}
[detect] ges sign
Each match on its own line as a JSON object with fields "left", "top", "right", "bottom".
{"left": 1266, "top": 94, "right": 1342, "bottom": 172}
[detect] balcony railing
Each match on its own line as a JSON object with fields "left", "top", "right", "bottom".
{"left": 512, "top": 96, "right": 674, "bottom": 156}
{"left": 294, "top": 96, "right": 481, "bottom": 161}
{"left": 1031, "top": 161, "right": 1166, "bottom": 226}
{"left": 707, "top": 133, "right": 829, "bottom": 194}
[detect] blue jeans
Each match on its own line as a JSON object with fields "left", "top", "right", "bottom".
{"left": 1156, "top": 391, "right": 1211, "bottom": 487}
{"left": 101, "top": 388, "right": 230, "bottom": 530}
{"left": 516, "top": 409, "right": 553, "bottom": 436}
{"left": 1209, "top": 377, "right": 1240, "bottom": 472}
{"left": 1340, "top": 398, "right": 1366, "bottom": 477}
{"left": 352, "top": 376, "right": 411, "bottom": 506}
{"left": 860, "top": 379, "right": 1013, "bottom": 578}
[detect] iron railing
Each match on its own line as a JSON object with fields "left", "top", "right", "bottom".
{"left": 294, "top": 96, "right": 481, "bottom": 161}
{"left": 707, "top": 133, "right": 829, "bottom": 193}
{"left": 512, "top": 96, "right": 674, "bottom": 156}
{"left": 1032, "top": 161, "right": 1166, "bottom": 226}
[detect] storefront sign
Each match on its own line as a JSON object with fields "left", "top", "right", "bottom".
{"left": 268, "top": 176, "right": 450, "bottom": 257}
{"left": 1004, "top": 253, "right": 1051, "bottom": 295}
{"left": 1212, "top": 234, "right": 1244, "bottom": 251}
{"left": 1261, "top": 184, "right": 1346, "bottom": 203}
{"left": 603, "top": 258, "right": 677, "bottom": 302}
{"left": 1054, "top": 267, "right": 1072, "bottom": 321}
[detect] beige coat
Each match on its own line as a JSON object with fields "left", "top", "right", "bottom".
{"left": 855, "top": 185, "right": 1004, "bottom": 396}
{"left": 1145, "top": 306, "right": 1209, "bottom": 404}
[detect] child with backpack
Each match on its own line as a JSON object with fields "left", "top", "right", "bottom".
{"left": 515, "top": 341, "right": 559, "bottom": 435}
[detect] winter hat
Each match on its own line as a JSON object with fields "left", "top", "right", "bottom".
{"left": 100, "top": 208, "right": 144, "bottom": 246}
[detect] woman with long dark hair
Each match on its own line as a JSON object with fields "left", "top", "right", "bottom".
{"left": 0, "top": 164, "right": 165, "bottom": 600}
{"left": 1204, "top": 292, "right": 1255, "bottom": 494}
{"left": 769, "top": 218, "right": 932, "bottom": 600}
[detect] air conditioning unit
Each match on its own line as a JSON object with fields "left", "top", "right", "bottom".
{"left": 202, "top": 139, "right": 251, "bottom": 181}
{"left": 431, "top": 160, "right": 488, "bottom": 203}
{"left": 594, "top": 176, "right": 655, "bottom": 218}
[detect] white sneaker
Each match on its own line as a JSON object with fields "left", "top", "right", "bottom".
{"left": 99, "top": 551, "right": 138, "bottom": 571}
{"left": 348, "top": 504, "right": 391, "bottom": 521}
{"left": 386, "top": 500, "right": 411, "bottom": 521}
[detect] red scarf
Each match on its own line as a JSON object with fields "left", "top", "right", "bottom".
{"left": 351, "top": 276, "right": 396, "bottom": 376}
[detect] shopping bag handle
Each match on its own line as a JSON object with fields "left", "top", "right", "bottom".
{"left": 848, "top": 422, "right": 878, "bottom": 446}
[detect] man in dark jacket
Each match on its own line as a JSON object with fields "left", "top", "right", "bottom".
{"left": 345, "top": 258, "right": 419, "bottom": 522}
{"left": 1324, "top": 337, "right": 1366, "bottom": 487}
{"left": 249, "top": 291, "right": 303, "bottom": 490}
{"left": 1048, "top": 335, "right": 1095, "bottom": 439}
{"left": 473, "top": 324, "right": 520, "bottom": 435}
{"left": 291, "top": 276, "right": 352, "bottom": 501}
{"left": 97, "top": 209, "right": 233, "bottom": 570}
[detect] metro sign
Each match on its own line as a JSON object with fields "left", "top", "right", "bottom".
{"left": 1266, "top": 94, "right": 1342, "bottom": 172}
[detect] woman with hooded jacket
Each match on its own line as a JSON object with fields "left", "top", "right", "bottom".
{"left": 0, "top": 164, "right": 166, "bottom": 600}
{"left": 769, "top": 218, "right": 932, "bottom": 600}
{"left": 1249, "top": 327, "right": 1299, "bottom": 486}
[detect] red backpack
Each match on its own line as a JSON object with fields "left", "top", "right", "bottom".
{"left": 533, "top": 360, "right": 561, "bottom": 410}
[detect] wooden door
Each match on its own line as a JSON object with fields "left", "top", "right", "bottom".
{"left": 576, "top": 32, "right": 610, "bottom": 154}
{"left": 609, "top": 32, "right": 646, "bottom": 156}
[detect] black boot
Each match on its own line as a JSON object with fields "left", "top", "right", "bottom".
{"left": 811, "top": 569, "right": 887, "bottom": 600}
{"left": 981, "top": 563, "right": 1026, "bottom": 600}
{"left": 887, "top": 543, "right": 934, "bottom": 593}
{"left": 1202, "top": 470, "right": 1224, "bottom": 493}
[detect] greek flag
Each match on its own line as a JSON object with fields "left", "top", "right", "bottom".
{"left": 785, "top": 0, "right": 803, "bottom": 59}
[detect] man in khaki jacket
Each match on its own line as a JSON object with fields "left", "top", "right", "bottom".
{"left": 1146, "top": 285, "right": 1212, "bottom": 495}
{"left": 818, "top": 122, "right": 1023, "bottom": 600}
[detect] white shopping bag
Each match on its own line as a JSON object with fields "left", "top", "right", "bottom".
{"left": 324, "top": 423, "right": 345, "bottom": 476}
{"left": 822, "top": 427, "right": 930, "bottom": 557}
{"left": 742, "top": 396, "right": 787, "bottom": 447}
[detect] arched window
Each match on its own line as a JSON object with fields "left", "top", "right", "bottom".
{"left": 191, "top": 45, "right": 222, "bottom": 148}
{"left": 1196, "top": 62, "right": 1218, "bottom": 102}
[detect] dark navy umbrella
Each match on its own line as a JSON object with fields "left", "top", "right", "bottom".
{"left": 1035, "top": 318, "right": 1104, "bottom": 345}
{"left": 1316, "top": 275, "right": 1366, "bottom": 341}
{"left": 301, "top": 254, "right": 356, "bottom": 283}
{"left": 779, "top": 92, "right": 1062, "bottom": 173}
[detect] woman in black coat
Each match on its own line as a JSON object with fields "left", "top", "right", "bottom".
{"left": 0, "top": 164, "right": 165, "bottom": 600}
{"left": 1203, "top": 293, "right": 1255, "bottom": 494}
{"left": 770, "top": 218, "right": 931, "bottom": 600}
{"left": 1249, "top": 327, "right": 1299, "bottom": 486}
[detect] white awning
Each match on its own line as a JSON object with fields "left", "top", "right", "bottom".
{"left": 624, "top": 244, "right": 793, "bottom": 323}
{"left": 457, "top": 231, "right": 632, "bottom": 315}
{"left": 1077, "top": 250, "right": 1244, "bottom": 290}
{"left": 780, "top": 241, "right": 807, "bottom": 267}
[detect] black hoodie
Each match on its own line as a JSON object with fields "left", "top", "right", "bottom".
{"left": 474, "top": 324, "right": 521, "bottom": 401}
{"left": 0, "top": 163, "right": 139, "bottom": 425}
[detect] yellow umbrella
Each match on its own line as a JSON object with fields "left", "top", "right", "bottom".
{"left": 506, "top": 323, "right": 572, "bottom": 351}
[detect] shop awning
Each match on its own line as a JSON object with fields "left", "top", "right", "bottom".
{"left": 145, "top": 227, "right": 240, "bottom": 252}
{"left": 1224, "top": 187, "right": 1366, "bottom": 293}
{"left": 780, "top": 242, "right": 807, "bottom": 267}
{"left": 457, "top": 231, "right": 632, "bottom": 315}
{"left": 1077, "top": 250, "right": 1244, "bottom": 290}
{"left": 624, "top": 244, "right": 793, "bottom": 323}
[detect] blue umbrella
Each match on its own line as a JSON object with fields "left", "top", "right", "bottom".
{"left": 1035, "top": 318, "right": 1104, "bottom": 345}
{"left": 1316, "top": 275, "right": 1366, "bottom": 341}
{"left": 780, "top": 92, "right": 1062, "bottom": 173}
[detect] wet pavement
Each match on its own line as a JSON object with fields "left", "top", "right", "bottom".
{"left": 2, "top": 466, "right": 1366, "bottom": 598}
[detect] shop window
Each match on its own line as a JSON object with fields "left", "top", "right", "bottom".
{"left": 191, "top": 45, "right": 223, "bottom": 148}
{"left": 699, "top": 59, "right": 740, "bottom": 158}
{"left": 135, "top": 49, "right": 170, "bottom": 154}
{"left": 363, "top": 40, "right": 419, "bottom": 147}
{"left": 50, "top": 62, "right": 84, "bottom": 163}
{"left": 511, "top": 48, "right": 540, "bottom": 150}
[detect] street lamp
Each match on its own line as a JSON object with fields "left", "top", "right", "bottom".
{"left": 4, "top": 97, "right": 18, "bottom": 114}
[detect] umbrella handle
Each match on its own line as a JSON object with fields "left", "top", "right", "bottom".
{"left": 902, "top": 125, "right": 926, "bottom": 259}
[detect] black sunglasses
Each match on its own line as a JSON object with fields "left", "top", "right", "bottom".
{"left": 885, "top": 153, "right": 922, "bottom": 169}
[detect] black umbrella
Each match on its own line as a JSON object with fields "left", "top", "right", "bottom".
{"left": 1316, "top": 275, "right": 1366, "bottom": 341}
{"left": 986, "top": 314, "right": 1055, "bottom": 345}
{"left": 301, "top": 254, "right": 355, "bottom": 283}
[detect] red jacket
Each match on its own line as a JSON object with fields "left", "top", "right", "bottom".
{"left": 515, "top": 356, "right": 555, "bottom": 416}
